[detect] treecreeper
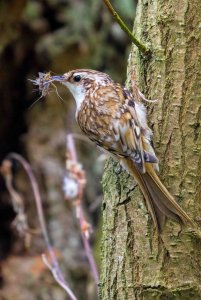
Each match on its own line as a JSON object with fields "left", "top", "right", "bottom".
{"left": 32, "top": 69, "right": 195, "bottom": 233}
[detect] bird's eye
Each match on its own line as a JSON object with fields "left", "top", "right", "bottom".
{"left": 73, "top": 75, "right": 81, "bottom": 82}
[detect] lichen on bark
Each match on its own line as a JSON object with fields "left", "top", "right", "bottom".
{"left": 100, "top": 0, "right": 201, "bottom": 299}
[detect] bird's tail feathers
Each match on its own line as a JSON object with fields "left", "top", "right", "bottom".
{"left": 121, "top": 158, "right": 194, "bottom": 233}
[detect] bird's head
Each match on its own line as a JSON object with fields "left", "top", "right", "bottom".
{"left": 52, "top": 69, "right": 112, "bottom": 110}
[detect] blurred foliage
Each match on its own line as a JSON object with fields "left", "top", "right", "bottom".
{"left": 22, "top": 0, "right": 135, "bottom": 80}
{"left": 0, "top": 0, "right": 136, "bottom": 299}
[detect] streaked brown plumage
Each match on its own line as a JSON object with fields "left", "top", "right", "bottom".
{"left": 53, "top": 69, "right": 193, "bottom": 233}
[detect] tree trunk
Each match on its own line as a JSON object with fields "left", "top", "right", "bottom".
{"left": 100, "top": 0, "right": 201, "bottom": 299}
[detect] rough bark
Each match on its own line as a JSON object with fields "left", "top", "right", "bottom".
{"left": 100, "top": 0, "right": 201, "bottom": 299}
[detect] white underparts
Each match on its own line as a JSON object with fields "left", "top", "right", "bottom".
{"left": 135, "top": 102, "right": 159, "bottom": 171}
{"left": 135, "top": 102, "right": 152, "bottom": 140}
{"left": 135, "top": 102, "right": 147, "bottom": 129}
{"left": 62, "top": 82, "right": 85, "bottom": 114}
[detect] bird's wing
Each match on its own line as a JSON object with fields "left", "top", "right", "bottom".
{"left": 113, "top": 85, "right": 158, "bottom": 173}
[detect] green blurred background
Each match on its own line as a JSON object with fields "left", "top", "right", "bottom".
{"left": 0, "top": 0, "right": 136, "bottom": 299}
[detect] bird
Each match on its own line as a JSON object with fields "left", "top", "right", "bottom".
{"left": 51, "top": 69, "right": 193, "bottom": 233}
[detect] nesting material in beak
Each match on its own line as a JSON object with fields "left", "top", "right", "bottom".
{"left": 30, "top": 72, "right": 65, "bottom": 97}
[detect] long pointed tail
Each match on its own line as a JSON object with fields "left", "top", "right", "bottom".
{"left": 121, "top": 158, "right": 194, "bottom": 233}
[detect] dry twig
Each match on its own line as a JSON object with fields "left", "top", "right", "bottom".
{"left": 2, "top": 153, "right": 77, "bottom": 300}
{"left": 103, "top": 0, "right": 149, "bottom": 54}
{"left": 64, "top": 134, "right": 99, "bottom": 286}
{"left": 42, "top": 254, "right": 77, "bottom": 300}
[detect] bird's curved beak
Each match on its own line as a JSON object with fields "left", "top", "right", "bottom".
{"left": 51, "top": 75, "right": 66, "bottom": 82}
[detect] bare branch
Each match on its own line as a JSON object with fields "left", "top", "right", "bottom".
{"left": 42, "top": 254, "right": 77, "bottom": 300}
{"left": 65, "top": 134, "right": 99, "bottom": 286}
{"left": 4, "top": 153, "right": 77, "bottom": 300}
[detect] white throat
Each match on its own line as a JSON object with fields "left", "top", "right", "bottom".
{"left": 63, "top": 82, "right": 85, "bottom": 114}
